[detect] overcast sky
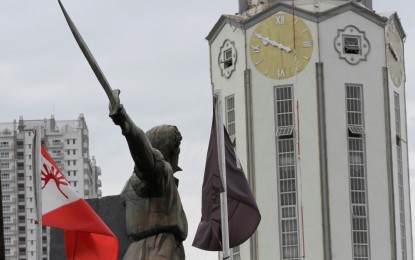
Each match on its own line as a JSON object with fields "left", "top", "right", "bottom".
{"left": 0, "top": 1, "right": 413, "bottom": 259}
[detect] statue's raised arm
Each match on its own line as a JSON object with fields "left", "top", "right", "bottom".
{"left": 108, "top": 89, "right": 155, "bottom": 172}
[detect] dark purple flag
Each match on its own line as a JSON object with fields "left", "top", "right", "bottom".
{"left": 192, "top": 110, "right": 261, "bottom": 251}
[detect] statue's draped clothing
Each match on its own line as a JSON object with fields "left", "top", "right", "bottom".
{"left": 121, "top": 150, "right": 187, "bottom": 260}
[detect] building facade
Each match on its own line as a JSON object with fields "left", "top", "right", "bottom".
{"left": 1, "top": 114, "right": 102, "bottom": 259}
{"left": 207, "top": 1, "right": 412, "bottom": 259}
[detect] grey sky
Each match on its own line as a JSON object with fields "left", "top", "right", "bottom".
{"left": 0, "top": 1, "right": 413, "bottom": 259}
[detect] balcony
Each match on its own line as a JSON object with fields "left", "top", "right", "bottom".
{"left": 1, "top": 154, "right": 14, "bottom": 160}
{"left": 3, "top": 197, "right": 16, "bottom": 204}
{"left": 0, "top": 144, "right": 12, "bottom": 149}
{"left": 47, "top": 141, "right": 63, "bottom": 148}
{"left": 1, "top": 164, "right": 15, "bottom": 171}
{"left": 2, "top": 175, "right": 15, "bottom": 182}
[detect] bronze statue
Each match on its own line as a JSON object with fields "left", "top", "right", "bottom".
{"left": 109, "top": 90, "right": 188, "bottom": 259}
{"left": 57, "top": 1, "right": 188, "bottom": 258}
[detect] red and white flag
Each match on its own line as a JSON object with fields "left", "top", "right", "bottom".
{"left": 40, "top": 145, "right": 119, "bottom": 260}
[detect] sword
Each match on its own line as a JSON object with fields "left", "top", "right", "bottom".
{"left": 57, "top": 0, "right": 117, "bottom": 107}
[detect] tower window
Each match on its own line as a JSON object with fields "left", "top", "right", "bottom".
{"left": 225, "top": 95, "right": 236, "bottom": 136}
{"left": 275, "top": 85, "right": 299, "bottom": 260}
{"left": 346, "top": 84, "right": 370, "bottom": 260}
{"left": 344, "top": 36, "right": 361, "bottom": 54}
{"left": 224, "top": 48, "right": 233, "bottom": 68}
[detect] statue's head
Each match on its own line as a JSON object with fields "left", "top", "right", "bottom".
{"left": 146, "top": 125, "right": 182, "bottom": 173}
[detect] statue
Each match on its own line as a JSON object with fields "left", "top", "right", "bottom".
{"left": 57, "top": 1, "right": 188, "bottom": 258}
{"left": 109, "top": 90, "right": 188, "bottom": 260}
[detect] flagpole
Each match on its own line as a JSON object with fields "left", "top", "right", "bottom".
{"left": 34, "top": 127, "right": 43, "bottom": 259}
{"left": 215, "top": 89, "right": 231, "bottom": 259}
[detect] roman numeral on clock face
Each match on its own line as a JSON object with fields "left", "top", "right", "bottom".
{"left": 278, "top": 68, "right": 285, "bottom": 78}
{"left": 276, "top": 15, "right": 285, "bottom": 25}
{"left": 251, "top": 45, "right": 261, "bottom": 53}
{"left": 302, "top": 41, "right": 313, "bottom": 48}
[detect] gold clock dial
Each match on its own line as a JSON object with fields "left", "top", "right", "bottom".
{"left": 386, "top": 20, "right": 404, "bottom": 87}
{"left": 250, "top": 13, "right": 313, "bottom": 80}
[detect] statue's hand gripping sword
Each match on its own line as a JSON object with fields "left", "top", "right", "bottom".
{"left": 57, "top": 0, "right": 118, "bottom": 109}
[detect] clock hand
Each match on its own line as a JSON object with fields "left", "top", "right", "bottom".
{"left": 388, "top": 43, "right": 399, "bottom": 61}
{"left": 255, "top": 33, "right": 292, "bottom": 53}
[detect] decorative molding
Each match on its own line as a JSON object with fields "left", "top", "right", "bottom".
{"left": 334, "top": 25, "right": 370, "bottom": 65}
{"left": 218, "top": 39, "right": 237, "bottom": 79}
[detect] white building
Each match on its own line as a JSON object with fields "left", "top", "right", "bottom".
{"left": 207, "top": 1, "right": 411, "bottom": 259}
{"left": 1, "top": 114, "right": 102, "bottom": 259}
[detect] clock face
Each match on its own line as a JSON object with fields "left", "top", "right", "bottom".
{"left": 249, "top": 13, "right": 313, "bottom": 80}
{"left": 386, "top": 20, "right": 404, "bottom": 87}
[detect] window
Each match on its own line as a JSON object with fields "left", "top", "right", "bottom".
{"left": 224, "top": 48, "right": 233, "bottom": 69}
{"left": 2, "top": 183, "right": 10, "bottom": 191}
{"left": 2, "top": 194, "right": 11, "bottom": 201}
{"left": 73, "top": 139, "right": 76, "bottom": 144}
{"left": 1, "top": 172, "right": 10, "bottom": 180}
{"left": 3, "top": 216, "right": 11, "bottom": 223}
{"left": 275, "top": 85, "right": 299, "bottom": 260}
{"left": 1, "top": 162, "right": 10, "bottom": 170}
{"left": 334, "top": 26, "right": 370, "bottom": 65}
{"left": 275, "top": 86, "right": 294, "bottom": 138}
{"left": 0, "top": 141, "right": 9, "bottom": 147}
{"left": 4, "top": 237, "right": 11, "bottom": 245}
{"left": 73, "top": 160, "right": 76, "bottom": 166}
{"left": 394, "top": 93, "right": 401, "bottom": 136}
{"left": 225, "top": 95, "right": 236, "bottom": 136}
{"left": 219, "top": 39, "right": 237, "bottom": 78}
{"left": 52, "top": 150, "right": 61, "bottom": 157}
{"left": 395, "top": 92, "right": 406, "bottom": 259}
{"left": 73, "top": 170, "right": 77, "bottom": 176}
{"left": 17, "top": 152, "right": 24, "bottom": 160}
{"left": 231, "top": 246, "right": 241, "bottom": 260}
{"left": 3, "top": 226, "right": 11, "bottom": 233}
{"left": 346, "top": 84, "right": 370, "bottom": 260}
{"left": 73, "top": 181, "right": 77, "bottom": 187}
{"left": 346, "top": 85, "right": 363, "bottom": 126}
{"left": 17, "top": 162, "right": 24, "bottom": 171}
{"left": 344, "top": 36, "right": 360, "bottom": 54}
{"left": 73, "top": 149, "right": 76, "bottom": 155}
{"left": 0, "top": 152, "right": 9, "bottom": 159}
{"left": 3, "top": 205, "right": 11, "bottom": 212}
{"left": 55, "top": 161, "right": 62, "bottom": 168}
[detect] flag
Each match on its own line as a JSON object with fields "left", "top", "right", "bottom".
{"left": 192, "top": 110, "right": 261, "bottom": 251}
{"left": 40, "top": 145, "right": 119, "bottom": 259}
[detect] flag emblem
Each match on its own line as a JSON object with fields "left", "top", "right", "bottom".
{"left": 41, "top": 163, "right": 69, "bottom": 199}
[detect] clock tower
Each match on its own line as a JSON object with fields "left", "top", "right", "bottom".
{"left": 207, "top": 1, "right": 411, "bottom": 260}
